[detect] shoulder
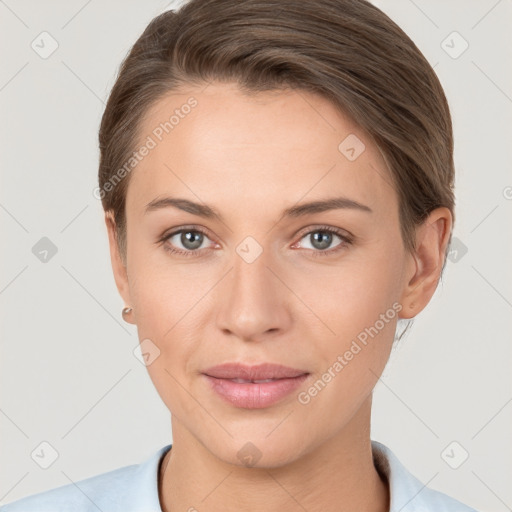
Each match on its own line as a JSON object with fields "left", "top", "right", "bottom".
{"left": 371, "top": 440, "right": 479, "bottom": 512}
{"left": 0, "top": 444, "right": 171, "bottom": 512}
{"left": 0, "top": 464, "right": 139, "bottom": 512}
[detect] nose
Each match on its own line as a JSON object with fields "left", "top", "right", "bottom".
{"left": 215, "top": 246, "right": 292, "bottom": 342}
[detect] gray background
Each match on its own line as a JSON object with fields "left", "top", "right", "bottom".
{"left": 1, "top": 1, "right": 510, "bottom": 510}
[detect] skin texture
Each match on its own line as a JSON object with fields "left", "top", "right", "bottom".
{"left": 105, "top": 82, "right": 452, "bottom": 512}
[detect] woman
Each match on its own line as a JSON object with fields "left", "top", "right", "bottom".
{"left": 2, "top": 0, "right": 479, "bottom": 510}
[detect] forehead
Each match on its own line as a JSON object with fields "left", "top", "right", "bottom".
{"left": 126, "top": 82, "right": 397, "bottom": 218}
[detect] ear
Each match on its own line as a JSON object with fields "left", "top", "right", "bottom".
{"left": 105, "top": 211, "right": 134, "bottom": 323}
{"left": 398, "top": 207, "right": 453, "bottom": 319}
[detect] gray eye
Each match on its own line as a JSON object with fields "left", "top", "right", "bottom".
{"left": 300, "top": 231, "right": 341, "bottom": 251}
{"left": 170, "top": 230, "right": 206, "bottom": 251}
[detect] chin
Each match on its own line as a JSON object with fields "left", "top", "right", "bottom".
{"left": 203, "top": 427, "right": 308, "bottom": 469}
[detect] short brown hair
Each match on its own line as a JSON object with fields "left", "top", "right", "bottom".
{"left": 98, "top": 0, "right": 454, "bottom": 264}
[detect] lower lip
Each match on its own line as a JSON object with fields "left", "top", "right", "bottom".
{"left": 203, "top": 374, "right": 309, "bottom": 409}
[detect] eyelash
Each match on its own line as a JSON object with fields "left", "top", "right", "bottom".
{"left": 159, "top": 225, "right": 353, "bottom": 258}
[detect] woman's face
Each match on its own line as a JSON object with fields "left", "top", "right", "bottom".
{"left": 108, "top": 82, "right": 430, "bottom": 466}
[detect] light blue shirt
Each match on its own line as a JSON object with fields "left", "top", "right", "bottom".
{"left": 1, "top": 441, "right": 478, "bottom": 511}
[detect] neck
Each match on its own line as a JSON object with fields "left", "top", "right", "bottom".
{"left": 159, "top": 397, "right": 389, "bottom": 512}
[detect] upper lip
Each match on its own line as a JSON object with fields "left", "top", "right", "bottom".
{"left": 203, "top": 363, "right": 308, "bottom": 380}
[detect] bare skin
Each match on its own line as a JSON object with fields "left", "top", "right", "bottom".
{"left": 105, "top": 81, "right": 452, "bottom": 512}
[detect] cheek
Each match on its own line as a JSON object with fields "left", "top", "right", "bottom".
{"left": 127, "top": 241, "right": 209, "bottom": 334}
{"left": 125, "top": 251, "right": 204, "bottom": 387}
{"left": 295, "top": 239, "right": 404, "bottom": 398}
{"left": 300, "top": 242, "right": 404, "bottom": 340}
{"left": 294, "top": 258, "right": 402, "bottom": 424}
{"left": 129, "top": 266, "right": 205, "bottom": 415}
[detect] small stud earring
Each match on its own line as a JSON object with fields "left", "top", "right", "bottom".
{"left": 122, "top": 306, "right": 133, "bottom": 322}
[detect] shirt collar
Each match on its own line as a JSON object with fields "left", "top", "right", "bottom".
{"left": 137, "top": 441, "right": 474, "bottom": 512}
{"left": 371, "top": 440, "right": 476, "bottom": 511}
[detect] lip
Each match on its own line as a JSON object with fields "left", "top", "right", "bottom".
{"left": 203, "top": 362, "right": 308, "bottom": 380}
{"left": 202, "top": 363, "right": 310, "bottom": 409}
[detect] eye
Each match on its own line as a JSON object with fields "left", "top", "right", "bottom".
{"left": 159, "top": 225, "right": 353, "bottom": 258}
{"left": 293, "top": 226, "right": 353, "bottom": 256}
{"left": 160, "top": 227, "right": 215, "bottom": 257}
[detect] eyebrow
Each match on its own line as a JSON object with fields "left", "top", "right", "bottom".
{"left": 144, "top": 195, "right": 373, "bottom": 220}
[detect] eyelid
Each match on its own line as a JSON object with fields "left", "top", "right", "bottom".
{"left": 291, "top": 225, "right": 353, "bottom": 257}
{"left": 294, "top": 224, "right": 354, "bottom": 244}
{"left": 160, "top": 224, "right": 218, "bottom": 251}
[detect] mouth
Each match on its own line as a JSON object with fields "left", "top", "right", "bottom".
{"left": 223, "top": 377, "right": 285, "bottom": 384}
{"left": 202, "top": 363, "right": 310, "bottom": 409}
{"left": 202, "top": 362, "right": 308, "bottom": 380}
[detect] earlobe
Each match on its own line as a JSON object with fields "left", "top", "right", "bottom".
{"left": 104, "top": 212, "right": 133, "bottom": 317}
{"left": 398, "top": 208, "right": 452, "bottom": 319}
